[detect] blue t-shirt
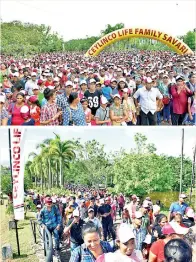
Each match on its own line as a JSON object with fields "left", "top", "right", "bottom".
{"left": 102, "top": 86, "right": 112, "bottom": 100}
{"left": 169, "top": 202, "right": 188, "bottom": 216}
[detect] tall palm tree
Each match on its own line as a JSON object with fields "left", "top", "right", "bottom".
{"left": 50, "top": 134, "right": 76, "bottom": 187}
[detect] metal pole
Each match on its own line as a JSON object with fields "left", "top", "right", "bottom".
{"left": 8, "top": 129, "right": 21, "bottom": 256}
{"left": 180, "top": 128, "right": 184, "bottom": 194}
{"left": 190, "top": 144, "right": 196, "bottom": 203}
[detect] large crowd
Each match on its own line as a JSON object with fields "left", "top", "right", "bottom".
{"left": 24, "top": 184, "right": 196, "bottom": 262}
{"left": 0, "top": 50, "right": 196, "bottom": 126}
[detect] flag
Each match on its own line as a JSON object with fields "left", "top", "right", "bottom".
{"left": 10, "top": 128, "right": 26, "bottom": 220}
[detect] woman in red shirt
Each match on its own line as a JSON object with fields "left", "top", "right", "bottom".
{"left": 9, "top": 92, "right": 26, "bottom": 125}
{"left": 28, "top": 96, "right": 41, "bottom": 125}
{"left": 171, "top": 75, "right": 192, "bottom": 125}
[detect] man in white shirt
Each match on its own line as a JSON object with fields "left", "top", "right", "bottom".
{"left": 25, "top": 72, "right": 38, "bottom": 95}
{"left": 133, "top": 77, "right": 163, "bottom": 125}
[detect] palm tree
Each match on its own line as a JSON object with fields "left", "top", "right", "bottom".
{"left": 50, "top": 134, "right": 76, "bottom": 187}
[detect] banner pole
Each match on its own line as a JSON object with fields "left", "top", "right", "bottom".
{"left": 8, "top": 128, "right": 20, "bottom": 256}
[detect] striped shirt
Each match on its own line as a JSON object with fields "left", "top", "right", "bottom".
{"left": 40, "top": 102, "right": 59, "bottom": 125}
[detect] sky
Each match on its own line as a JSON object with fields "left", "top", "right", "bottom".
{"left": 0, "top": 127, "right": 196, "bottom": 167}
{"left": 1, "top": 0, "right": 196, "bottom": 41}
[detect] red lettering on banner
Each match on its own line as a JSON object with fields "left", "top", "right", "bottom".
{"left": 13, "top": 160, "right": 20, "bottom": 169}
{"left": 163, "top": 34, "right": 168, "bottom": 41}
{"left": 175, "top": 42, "right": 181, "bottom": 49}
{"left": 118, "top": 31, "right": 123, "bottom": 37}
{"left": 108, "top": 34, "right": 113, "bottom": 41}
{"left": 167, "top": 36, "right": 172, "bottom": 43}
{"left": 112, "top": 33, "right": 116, "bottom": 39}
{"left": 180, "top": 45, "right": 186, "bottom": 52}
{"left": 144, "top": 29, "right": 151, "bottom": 35}
{"left": 13, "top": 154, "right": 20, "bottom": 161}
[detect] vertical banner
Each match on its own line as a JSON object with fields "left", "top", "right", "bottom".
{"left": 10, "top": 128, "right": 26, "bottom": 220}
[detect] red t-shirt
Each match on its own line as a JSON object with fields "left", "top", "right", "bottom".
{"left": 9, "top": 104, "right": 25, "bottom": 125}
{"left": 171, "top": 85, "right": 192, "bottom": 114}
{"left": 150, "top": 239, "right": 166, "bottom": 262}
{"left": 45, "top": 81, "right": 54, "bottom": 87}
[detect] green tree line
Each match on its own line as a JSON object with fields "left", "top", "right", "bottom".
{"left": 1, "top": 133, "right": 193, "bottom": 197}
{"left": 1, "top": 21, "right": 195, "bottom": 55}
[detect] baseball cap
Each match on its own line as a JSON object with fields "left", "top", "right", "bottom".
{"left": 73, "top": 209, "right": 80, "bottom": 217}
{"left": 37, "top": 79, "right": 44, "bottom": 85}
{"left": 162, "top": 222, "right": 189, "bottom": 235}
{"left": 179, "top": 193, "right": 187, "bottom": 199}
{"left": 88, "top": 208, "right": 94, "bottom": 213}
{"left": 132, "top": 194, "right": 137, "bottom": 199}
{"left": 53, "top": 77, "right": 59, "bottom": 82}
{"left": 163, "top": 74, "right": 169, "bottom": 78}
{"left": 65, "top": 81, "right": 73, "bottom": 87}
{"left": 176, "top": 75, "right": 185, "bottom": 81}
{"left": 0, "top": 96, "right": 6, "bottom": 103}
{"left": 31, "top": 72, "right": 37, "bottom": 76}
{"left": 100, "top": 96, "right": 108, "bottom": 105}
{"left": 104, "top": 80, "right": 111, "bottom": 86}
{"left": 80, "top": 80, "right": 87, "bottom": 85}
{"left": 146, "top": 77, "right": 152, "bottom": 83}
{"left": 13, "top": 72, "right": 19, "bottom": 77}
{"left": 143, "top": 201, "right": 150, "bottom": 208}
{"left": 113, "top": 94, "right": 121, "bottom": 99}
{"left": 48, "top": 85, "right": 55, "bottom": 90}
{"left": 100, "top": 199, "right": 105, "bottom": 204}
{"left": 118, "top": 223, "right": 135, "bottom": 243}
{"left": 117, "top": 68, "right": 122, "bottom": 72}
{"left": 143, "top": 234, "right": 152, "bottom": 244}
{"left": 89, "top": 79, "right": 96, "bottom": 84}
{"left": 123, "top": 88, "right": 129, "bottom": 93}
{"left": 32, "top": 85, "right": 39, "bottom": 90}
{"left": 186, "top": 208, "right": 195, "bottom": 218}
{"left": 37, "top": 204, "right": 42, "bottom": 209}
{"left": 135, "top": 211, "right": 143, "bottom": 219}
{"left": 111, "top": 78, "right": 117, "bottom": 83}
{"left": 28, "top": 96, "right": 38, "bottom": 103}
{"left": 119, "top": 78, "right": 126, "bottom": 83}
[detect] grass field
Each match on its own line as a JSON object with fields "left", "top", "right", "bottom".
{"left": 0, "top": 202, "right": 39, "bottom": 262}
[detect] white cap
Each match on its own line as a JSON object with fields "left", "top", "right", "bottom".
{"left": 31, "top": 72, "right": 37, "bottom": 76}
{"left": 89, "top": 79, "right": 96, "bottom": 84}
{"left": 0, "top": 95, "right": 6, "bottom": 103}
{"left": 58, "top": 73, "right": 63, "bottom": 78}
{"left": 13, "top": 72, "right": 19, "bottom": 77}
{"left": 169, "top": 221, "right": 189, "bottom": 235}
{"left": 80, "top": 80, "right": 87, "bottom": 85}
{"left": 186, "top": 208, "right": 195, "bottom": 218}
{"left": 113, "top": 94, "right": 121, "bottom": 99}
{"left": 20, "top": 105, "right": 29, "bottom": 113}
{"left": 65, "top": 81, "right": 73, "bottom": 87}
{"left": 111, "top": 78, "right": 117, "bottom": 82}
{"left": 101, "top": 96, "right": 108, "bottom": 104}
{"left": 119, "top": 78, "right": 126, "bottom": 83}
{"left": 117, "top": 68, "right": 122, "bottom": 72}
{"left": 146, "top": 77, "right": 152, "bottom": 83}
{"left": 143, "top": 234, "right": 152, "bottom": 244}
{"left": 37, "top": 204, "right": 41, "bottom": 208}
{"left": 143, "top": 200, "right": 150, "bottom": 208}
{"left": 179, "top": 193, "right": 187, "bottom": 199}
{"left": 53, "top": 77, "right": 59, "bottom": 82}
{"left": 74, "top": 78, "right": 79, "bottom": 83}
{"left": 123, "top": 88, "right": 129, "bottom": 93}
{"left": 135, "top": 211, "right": 143, "bottom": 219}
{"left": 118, "top": 223, "right": 135, "bottom": 243}
{"left": 73, "top": 209, "right": 80, "bottom": 217}
{"left": 100, "top": 199, "right": 105, "bottom": 204}
{"left": 32, "top": 85, "right": 39, "bottom": 90}
{"left": 48, "top": 85, "right": 55, "bottom": 90}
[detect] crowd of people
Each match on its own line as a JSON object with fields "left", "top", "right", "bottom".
{"left": 0, "top": 50, "right": 196, "bottom": 126}
{"left": 26, "top": 184, "right": 196, "bottom": 261}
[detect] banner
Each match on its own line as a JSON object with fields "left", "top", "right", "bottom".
{"left": 10, "top": 128, "right": 26, "bottom": 220}
{"left": 85, "top": 28, "right": 194, "bottom": 57}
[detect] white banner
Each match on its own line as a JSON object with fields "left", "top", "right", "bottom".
{"left": 10, "top": 128, "right": 26, "bottom": 220}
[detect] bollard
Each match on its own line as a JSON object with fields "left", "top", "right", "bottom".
{"left": 2, "top": 244, "right": 13, "bottom": 261}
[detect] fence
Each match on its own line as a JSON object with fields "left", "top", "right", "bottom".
{"left": 30, "top": 219, "right": 53, "bottom": 262}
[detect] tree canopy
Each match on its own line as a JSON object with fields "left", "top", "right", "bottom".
{"left": 1, "top": 20, "right": 195, "bottom": 55}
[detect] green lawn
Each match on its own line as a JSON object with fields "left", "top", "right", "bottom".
{"left": 0, "top": 202, "right": 39, "bottom": 262}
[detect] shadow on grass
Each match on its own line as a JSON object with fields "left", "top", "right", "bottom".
{"left": 13, "top": 253, "right": 28, "bottom": 258}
